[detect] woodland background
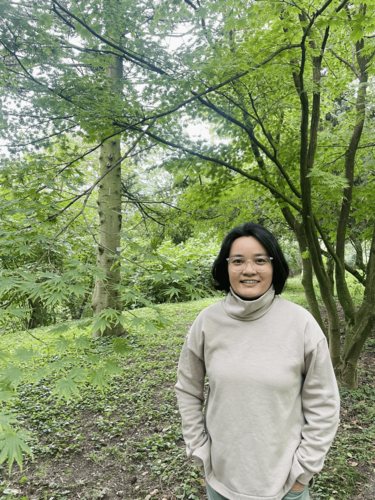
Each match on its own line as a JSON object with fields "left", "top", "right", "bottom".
{"left": 0, "top": 0, "right": 375, "bottom": 498}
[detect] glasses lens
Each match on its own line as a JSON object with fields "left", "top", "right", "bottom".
{"left": 228, "top": 257, "right": 271, "bottom": 272}
{"left": 229, "top": 258, "right": 246, "bottom": 272}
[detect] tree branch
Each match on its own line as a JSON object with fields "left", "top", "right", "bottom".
{"left": 138, "top": 128, "right": 303, "bottom": 212}
{"left": 193, "top": 91, "right": 302, "bottom": 200}
{"left": 328, "top": 48, "right": 360, "bottom": 78}
{"left": 51, "top": 0, "right": 168, "bottom": 75}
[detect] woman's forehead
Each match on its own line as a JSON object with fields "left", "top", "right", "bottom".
{"left": 230, "top": 236, "right": 267, "bottom": 255}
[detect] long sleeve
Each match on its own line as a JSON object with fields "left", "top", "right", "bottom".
{"left": 294, "top": 337, "right": 340, "bottom": 485}
{"left": 174, "top": 334, "right": 208, "bottom": 457}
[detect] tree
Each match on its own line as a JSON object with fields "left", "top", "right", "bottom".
{"left": 122, "top": 0, "right": 375, "bottom": 388}
{"left": 1, "top": 0, "right": 374, "bottom": 388}
{"left": 0, "top": 0, "right": 172, "bottom": 334}
{"left": 91, "top": 57, "right": 124, "bottom": 337}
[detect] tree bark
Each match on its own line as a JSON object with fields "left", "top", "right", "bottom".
{"left": 27, "top": 297, "right": 47, "bottom": 329}
{"left": 326, "top": 257, "right": 335, "bottom": 298}
{"left": 91, "top": 56, "right": 124, "bottom": 337}
{"left": 295, "top": 30, "right": 342, "bottom": 369}
{"left": 280, "top": 206, "right": 326, "bottom": 334}
{"left": 337, "top": 223, "right": 375, "bottom": 388}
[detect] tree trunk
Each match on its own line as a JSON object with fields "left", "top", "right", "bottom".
{"left": 336, "top": 224, "right": 375, "bottom": 388}
{"left": 326, "top": 257, "right": 335, "bottom": 298}
{"left": 280, "top": 206, "right": 326, "bottom": 334}
{"left": 27, "top": 297, "right": 47, "bottom": 329}
{"left": 91, "top": 56, "right": 124, "bottom": 337}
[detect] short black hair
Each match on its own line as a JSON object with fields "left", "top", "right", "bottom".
{"left": 212, "top": 222, "right": 289, "bottom": 295}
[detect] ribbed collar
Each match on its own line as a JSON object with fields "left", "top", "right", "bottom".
{"left": 222, "top": 284, "right": 275, "bottom": 321}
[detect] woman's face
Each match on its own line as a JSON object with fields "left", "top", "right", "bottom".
{"left": 228, "top": 236, "right": 273, "bottom": 299}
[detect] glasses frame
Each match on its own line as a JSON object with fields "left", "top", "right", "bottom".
{"left": 226, "top": 256, "right": 273, "bottom": 273}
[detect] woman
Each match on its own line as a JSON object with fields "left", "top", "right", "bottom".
{"left": 175, "top": 223, "right": 340, "bottom": 500}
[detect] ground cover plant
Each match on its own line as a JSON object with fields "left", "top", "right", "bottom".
{"left": 0, "top": 277, "right": 373, "bottom": 500}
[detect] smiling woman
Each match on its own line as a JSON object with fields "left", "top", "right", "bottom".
{"left": 212, "top": 223, "right": 289, "bottom": 298}
{"left": 226, "top": 237, "right": 274, "bottom": 299}
{"left": 175, "top": 222, "right": 340, "bottom": 500}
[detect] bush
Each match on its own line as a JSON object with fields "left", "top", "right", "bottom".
{"left": 122, "top": 239, "right": 220, "bottom": 306}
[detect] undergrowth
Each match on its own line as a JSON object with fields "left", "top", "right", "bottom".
{"left": 0, "top": 278, "right": 373, "bottom": 499}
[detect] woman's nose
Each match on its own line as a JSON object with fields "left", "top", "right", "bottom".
{"left": 242, "top": 261, "right": 257, "bottom": 273}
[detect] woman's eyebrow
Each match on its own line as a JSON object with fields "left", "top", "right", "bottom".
{"left": 229, "top": 253, "right": 268, "bottom": 257}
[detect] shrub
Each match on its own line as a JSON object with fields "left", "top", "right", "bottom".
{"left": 122, "top": 239, "right": 220, "bottom": 306}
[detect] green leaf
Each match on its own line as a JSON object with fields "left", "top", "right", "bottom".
{"left": 7, "top": 307, "right": 29, "bottom": 319}
{"left": 130, "top": 317, "right": 144, "bottom": 327}
{"left": 48, "top": 361, "right": 65, "bottom": 372}
{"left": 144, "top": 321, "right": 159, "bottom": 334}
{"left": 89, "top": 368, "right": 109, "bottom": 390}
{"left": 0, "top": 411, "right": 18, "bottom": 431}
{"left": 91, "top": 316, "right": 108, "bottom": 334}
{"left": 53, "top": 378, "right": 80, "bottom": 400}
{"left": 49, "top": 324, "right": 71, "bottom": 335}
{"left": 74, "top": 337, "right": 91, "bottom": 350}
{"left": 86, "top": 354, "right": 101, "bottom": 364}
{"left": 0, "top": 391, "right": 15, "bottom": 402}
{"left": 28, "top": 368, "right": 48, "bottom": 384}
{"left": 103, "top": 360, "right": 122, "bottom": 376}
{"left": 112, "top": 338, "right": 132, "bottom": 356}
{"left": 0, "top": 429, "right": 33, "bottom": 471}
{"left": 13, "top": 348, "right": 35, "bottom": 363}
{"left": 0, "top": 365, "right": 24, "bottom": 387}
{"left": 0, "top": 352, "right": 9, "bottom": 362}
{"left": 54, "top": 337, "right": 71, "bottom": 353}
{"left": 68, "top": 367, "right": 87, "bottom": 383}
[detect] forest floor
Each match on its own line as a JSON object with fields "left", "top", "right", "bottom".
{"left": 0, "top": 278, "right": 374, "bottom": 500}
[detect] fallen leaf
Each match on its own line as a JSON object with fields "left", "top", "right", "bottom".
{"left": 134, "top": 486, "right": 140, "bottom": 491}
{"left": 350, "top": 462, "right": 358, "bottom": 466}
{"left": 142, "top": 471, "right": 148, "bottom": 476}
{"left": 198, "top": 478, "right": 206, "bottom": 486}
{"left": 150, "top": 489, "right": 159, "bottom": 496}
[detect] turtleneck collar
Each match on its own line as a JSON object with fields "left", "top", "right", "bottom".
{"left": 222, "top": 284, "right": 275, "bottom": 321}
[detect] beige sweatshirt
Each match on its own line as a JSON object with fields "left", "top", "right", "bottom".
{"left": 175, "top": 286, "right": 340, "bottom": 500}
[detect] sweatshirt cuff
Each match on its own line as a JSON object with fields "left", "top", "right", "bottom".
{"left": 290, "top": 453, "right": 313, "bottom": 486}
{"left": 186, "top": 436, "right": 208, "bottom": 458}
{"left": 296, "top": 471, "right": 314, "bottom": 486}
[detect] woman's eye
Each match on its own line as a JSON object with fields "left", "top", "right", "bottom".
{"left": 232, "top": 259, "right": 244, "bottom": 265}
{"left": 255, "top": 258, "right": 267, "bottom": 264}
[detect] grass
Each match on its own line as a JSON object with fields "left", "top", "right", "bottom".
{"left": 0, "top": 277, "right": 373, "bottom": 500}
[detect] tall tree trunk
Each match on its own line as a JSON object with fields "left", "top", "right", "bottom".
{"left": 280, "top": 206, "right": 326, "bottom": 334}
{"left": 336, "top": 223, "right": 375, "bottom": 388}
{"left": 91, "top": 56, "right": 124, "bottom": 337}
{"left": 296, "top": 29, "right": 342, "bottom": 369}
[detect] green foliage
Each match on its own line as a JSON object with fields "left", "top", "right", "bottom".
{"left": 122, "top": 238, "right": 220, "bottom": 306}
{"left": 0, "top": 411, "right": 32, "bottom": 471}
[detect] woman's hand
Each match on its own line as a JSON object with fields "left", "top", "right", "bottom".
{"left": 291, "top": 482, "right": 305, "bottom": 491}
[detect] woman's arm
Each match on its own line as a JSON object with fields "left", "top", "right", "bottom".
{"left": 294, "top": 337, "right": 340, "bottom": 485}
{"left": 174, "top": 335, "right": 208, "bottom": 457}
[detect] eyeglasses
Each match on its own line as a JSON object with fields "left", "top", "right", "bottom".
{"left": 226, "top": 256, "right": 273, "bottom": 273}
